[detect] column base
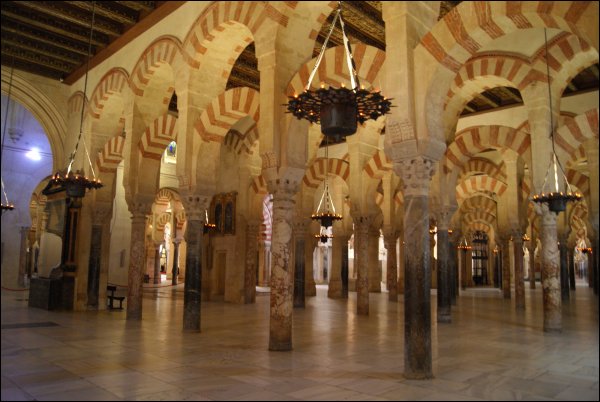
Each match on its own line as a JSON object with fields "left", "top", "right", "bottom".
{"left": 269, "top": 340, "right": 292, "bottom": 351}
{"left": 403, "top": 371, "right": 434, "bottom": 380}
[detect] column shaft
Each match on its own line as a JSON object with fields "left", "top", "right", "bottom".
{"left": 245, "top": 223, "right": 259, "bottom": 304}
{"left": 183, "top": 219, "right": 203, "bottom": 331}
{"left": 384, "top": 236, "right": 398, "bottom": 302}
{"left": 513, "top": 237, "right": 525, "bottom": 309}
{"left": 540, "top": 207, "right": 561, "bottom": 332}
{"left": 436, "top": 229, "right": 451, "bottom": 322}
{"left": 86, "top": 225, "right": 102, "bottom": 309}
{"left": 153, "top": 246, "right": 161, "bottom": 284}
{"left": 354, "top": 217, "right": 370, "bottom": 315}
{"left": 127, "top": 210, "right": 147, "bottom": 321}
{"left": 501, "top": 237, "right": 511, "bottom": 299}
{"left": 172, "top": 241, "right": 180, "bottom": 286}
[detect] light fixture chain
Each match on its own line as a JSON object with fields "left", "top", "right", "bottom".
{"left": 305, "top": 9, "right": 340, "bottom": 91}
{"left": 1, "top": 177, "right": 10, "bottom": 206}
{"left": 337, "top": 3, "right": 360, "bottom": 89}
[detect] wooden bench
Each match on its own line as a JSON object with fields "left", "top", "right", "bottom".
{"left": 107, "top": 285, "right": 125, "bottom": 310}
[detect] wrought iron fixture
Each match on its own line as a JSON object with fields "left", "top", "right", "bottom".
{"left": 203, "top": 209, "right": 216, "bottom": 234}
{"left": 44, "top": 2, "right": 102, "bottom": 198}
{"left": 522, "top": 233, "right": 531, "bottom": 242}
{"left": 531, "top": 29, "right": 581, "bottom": 213}
{"left": 1, "top": 57, "right": 16, "bottom": 214}
{"left": 285, "top": 1, "right": 392, "bottom": 141}
{"left": 578, "top": 246, "right": 592, "bottom": 255}
{"left": 311, "top": 137, "right": 342, "bottom": 228}
{"left": 315, "top": 232, "right": 334, "bottom": 244}
{"left": 457, "top": 237, "right": 472, "bottom": 251}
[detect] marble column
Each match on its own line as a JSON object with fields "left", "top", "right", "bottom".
{"left": 126, "top": 199, "right": 152, "bottom": 321}
{"left": 172, "top": 240, "right": 180, "bottom": 286}
{"left": 268, "top": 184, "right": 297, "bottom": 351}
{"left": 513, "top": 232, "right": 525, "bottom": 310}
{"left": 245, "top": 221, "right": 260, "bottom": 304}
{"left": 436, "top": 213, "right": 451, "bottom": 323}
{"left": 153, "top": 243, "right": 161, "bottom": 284}
{"left": 529, "top": 242, "right": 536, "bottom": 289}
{"left": 396, "top": 157, "right": 435, "bottom": 380}
{"left": 500, "top": 234, "right": 511, "bottom": 299}
{"left": 460, "top": 247, "right": 468, "bottom": 290}
{"left": 539, "top": 204, "right": 562, "bottom": 332}
{"left": 341, "top": 236, "right": 349, "bottom": 299}
{"left": 328, "top": 224, "right": 346, "bottom": 299}
{"left": 305, "top": 228, "right": 317, "bottom": 297}
{"left": 384, "top": 231, "right": 398, "bottom": 302}
{"left": 182, "top": 196, "right": 209, "bottom": 332}
{"left": 448, "top": 234, "right": 458, "bottom": 305}
{"left": 354, "top": 216, "right": 370, "bottom": 315}
{"left": 293, "top": 220, "right": 307, "bottom": 307}
{"left": 568, "top": 247, "right": 576, "bottom": 291}
{"left": 18, "top": 227, "right": 30, "bottom": 287}
{"left": 559, "top": 234, "right": 569, "bottom": 302}
{"left": 86, "top": 220, "right": 102, "bottom": 309}
{"left": 398, "top": 237, "right": 405, "bottom": 294}
{"left": 368, "top": 227, "right": 381, "bottom": 292}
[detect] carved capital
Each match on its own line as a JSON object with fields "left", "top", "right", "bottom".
{"left": 180, "top": 193, "right": 211, "bottom": 221}
{"left": 92, "top": 207, "right": 112, "bottom": 226}
{"left": 395, "top": 157, "right": 437, "bottom": 197}
{"left": 435, "top": 207, "right": 454, "bottom": 231}
{"left": 292, "top": 219, "right": 309, "bottom": 237}
{"left": 128, "top": 195, "right": 153, "bottom": 220}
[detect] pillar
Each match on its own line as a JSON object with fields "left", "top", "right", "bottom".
{"left": 383, "top": 231, "right": 398, "bottom": 302}
{"left": 328, "top": 223, "right": 346, "bottom": 299}
{"left": 172, "top": 240, "right": 180, "bottom": 286}
{"left": 460, "top": 247, "right": 468, "bottom": 290}
{"left": 182, "top": 195, "right": 209, "bottom": 332}
{"left": 398, "top": 236, "right": 405, "bottom": 295}
{"left": 568, "top": 246, "right": 576, "bottom": 291}
{"left": 341, "top": 234, "right": 349, "bottom": 299}
{"left": 559, "top": 233, "right": 569, "bottom": 302}
{"left": 245, "top": 221, "right": 260, "bottom": 304}
{"left": 368, "top": 227, "right": 381, "bottom": 292}
{"left": 539, "top": 204, "right": 562, "bottom": 332}
{"left": 529, "top": 241, "right": 536, "bottom": 289}
{"left": 396, "top": 157, "right": 435, "bottom": 379}
{"left": 293, "top": 220, "right": 307, "bottom": 307}
{"left": 585, "top": 141, "right": 598, "bottom": 295}
{"left": 305, "top": 226, "right": 317, "bottom": 297}
{"left": 513, "top": 231, "right": 525, "bottom": 310}
{"left": 126, "top": 198, "right": 152, "bottom": 321}
{"left": 436, "top": 211, "right": 451, "bottom": 323}
{"left": 354, "top": 216, "right": 370, "bottom": 315}
{"left": 86, "top": 219, "right": 102, "bottom": 309}
{"left": 449, "top": 232, "right": 459, "bottom": 305}
{"left": 153, "top": 243, "right": 161, "bottom": 284}
{"left": 500, "top": 234, "right": 511, "bottom": 299}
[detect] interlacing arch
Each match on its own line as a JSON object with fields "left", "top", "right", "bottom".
{"left": 223, "top": 124, "right": 259, "bottom": 155}
{"left": 363, "top": 150, "right": 392, "bottom": 180}
{"left": 303, "top": 158, "right": 349, "bottom": 188}
{"left": 154, "top": 212, "right": 172, "bottom": 233}
{"left": 139, "top": 114, "right": 178, "bottom": 159}
{"left": 456, "top": 174, "right": 507, "bottom": 201}
{"left": 155, "top": 187, "right": 181, "bottom": 207}
{"left": 460, "top": 195, "right": 497, "bottom": 217}
{"left": 97, "top": 135, "right": 125, "bottom": 173}
{"left": 444, "top": 125, "right": 531, "bottom": 174}
{"left": 555, "top": 108, "right": 599, "bottom": 160}
{"left": 195, "top": 87, "right": 259, "bottom": 143}
{"left": 459, "top": 158, "right": 506, "bottom": 182}
{"left": 130, "top": 36, "right": 183, "bottom": 98}
{"left": 286, "top": 43, "right": 386, "bottom": 96}
{"left": 67, "top": 92, "right": 86, "bottom": 117}
{"left": 463, "top": 210, "right": 497, "bottom": 228}
{"left": 88, "top": 68, "right": 130, "bottom": 119}
{"left": 466, "top": 222, "right": 494, "bottom": 238}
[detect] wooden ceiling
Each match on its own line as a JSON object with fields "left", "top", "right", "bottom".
{"left": 2, "top": 1, "right": 598, "bottom": 118}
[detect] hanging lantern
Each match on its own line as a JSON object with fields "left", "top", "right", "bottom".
{"left": 285, "top": 2, "right": 392, "bottom": 140}
{"left": 311, "top": 137, "right": 342, "bottom": 228}
{"left": 203, "top": 209, "right": 216, "bottom": 234}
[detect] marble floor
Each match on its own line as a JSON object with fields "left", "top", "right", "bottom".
{"left": 2, "top": 282, "right": 598, "bottom": 401}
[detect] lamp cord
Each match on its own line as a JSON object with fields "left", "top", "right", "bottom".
{"left": 67, "top": 1, "right": 97, "bottom": 180}
{"left": 1, "top": 56, "right": 15, "bottom": 205}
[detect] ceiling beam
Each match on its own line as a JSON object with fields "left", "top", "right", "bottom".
{"left": 1, "top": 45, "right": 72, "bottom": 74}
{"left": 0, "top": 21, "right": 90, "bottom": 56}
{"left": 115, "top": 1, "right": 155, "bottom": 13}
{"left": 69, "top": 1, "right": 138, "bottom": 26}
{"left": 1, "top": 36, "right": 81, "bottom": 65}
{"left": 498, "top": 87, "right": 523, "bottom": 103}
{"left": 478, "top": 92, "right": 500, "bottom": 108}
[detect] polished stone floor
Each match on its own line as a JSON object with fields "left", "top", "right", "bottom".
{"left": 2, "top": 282, "right": 598, "bottom": 401}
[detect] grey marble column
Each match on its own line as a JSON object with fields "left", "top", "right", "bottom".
{"left": 539, "top": 204, "right": 561, "bottom": 332}
{"left": 436, "top": 222, "right": 451, "bottom": 323}
{"left": 305, "top": 229, "right": 317, "bottom": 297}
{"left": 513, "top": 233, "right": 525, "bottom": 310}
{"left": 328, "top": 225, "right": 345, "bottom": 299}
{"left": 500, "top": 234, "right": 511, "bottom": 299}
{"left": 182, "top": 195, "right": 209, "bottom": 332}
{"left": 293, "top": 220, "right": 307, "bottom": 307}
{"left": 559, "top": 234, "right": 569, "bottom": 302}
{"left": 126, "top": 200, "right": 152, "bottom": 321}
{"left": 86, "top": 225, "right": 102, "bottom": 309}
{"left": 529, "top": 243, "right": 536, "bottom": 289}
{"left": 245, "top": 221, "right": 260, "bottom": 304}
{"left": 396, "top": 157, "right": 435, "bottom": 380}
{"left": 153, "top": 244, "right": 161, "bottom": 284}
{"left": 268, "top": 184, "right": 297, "bottom": 351}
{"left": 342, "top": 238, "right": 349, "bottom": 299}
{"left": 449, "top": 232, "right": 460, "bottom": 305}
{"left": 353, "top": 216, "right": 370, "bottom": 315}
{"left": 367, "top": 227, "right": 381, "bottom": 292}
{"left": 172, "top": 240, "right": 180, "bottom": 286}
{"left": 568, "top": 247, "right": 576, "bottom": 291}
{"left": 384, "top": 232, "right": 398, "bottom": 302}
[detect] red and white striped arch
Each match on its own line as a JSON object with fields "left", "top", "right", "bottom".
{"left": 555, "top": 108, "right": 599, "bottom": 161}
{"left": 155, "top": 187, "right": 181, "bottom": 206}
{"left": 456, "top": 174, "right": 508, "bottom": 201}
{"left": 444, "top": 125, "right": 531, "bottom": 174}
{"left": 68, "top": 92, "right": 86, "bottom": 116}
{"left": 363, "top": 150, "right": 392, "bottom": 179}
{"left": 195, "top": 87, "right": 259, "bottom": 143}
{"left": 286, "top": 43, "right": 386, "bottom": 96}
{"left": 459, "top": 158, "right": 506, "bottom": 182}
{"left": 460, "top": 195, "right": 497, "bottom": 217}
{"left": 467, "top": 222, "right": 494, "bottom": 237}
{"left": 130, "top": 36, "right": 183, "bottom": 98}
{"left": 154, "top": 212, "right": 171, "bottom": 233}
{"left": 139, "top": 114, "right": 178, "bottom": 160}
{"left": 97, "top": 135, "right": 125, "bottom": 173}
{"left": 250, "top": 174, "right": 267, "bottom": 195}
{"left": 88, "top": 68, "right": 130, "bottom": 119}
{"left": 463, "top": 210, "right": 497, "bottom": 227}
{"left": 566, "top": 169, "right": 590, "bottom": 197}
{"left": 303, "top": 158, "right": 349, "bottom": 188}
{"left": 223, "top": 124, "right": 259, "bottom": 155}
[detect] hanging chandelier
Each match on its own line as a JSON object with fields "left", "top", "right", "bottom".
{"left": 203, "top": 209, "right": 216, "bottom": 234}
{"left": 43, "top": 2, "right": 102, "bottom": 198}
{"left": 311, "top": 137, "right": 342, "bottom": 228}
{"left": 1, "top": 57, "right": 16, "bottom": 214}
{"left": 531, "top": 29, "right": 581, "bottom": 213}
{"left": 285, "top": 1, "right": 392, "bottom": 141}
{"left": 457, "top": 237, "right": 471, "bottom": 252}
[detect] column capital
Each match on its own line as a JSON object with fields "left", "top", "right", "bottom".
{"left": 292, "top": 218, "right": 310, "bottom": 237}
{"left": 128, "top": 195, "right": 153, "bottom": 220}
{"left": 394, "top": 156, "right": 437, "bottom": 197}
{"left": 92, "top": 205, "right": 112, "bottom": 226}
{"left": 180, "top": 193, "right": 211, "bottom": 221}
{"left": 435, "top": 207, "right": 455, "bottom": 231}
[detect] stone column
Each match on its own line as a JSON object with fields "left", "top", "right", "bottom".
{"left": 585, "top": 142, "right": 598, "bottom": 295}
{"left": 460, "top": 246, "right": 468, "bottom": 290}
{"left": 268, "top": 182, "right": 297, "bottom": 351}
{"left": 245, "top": 221, "right": 260, "bottom": 304}
{"left": 341, "top": 234, "right": 349, "bottom": 299}
{"left": 368, "top": 227, "right": 381, "bottom": 292}
{"left": 513, "top": 231, "right": 525, "bottom": 310}
{"left": 449, "top": 231, "right": 460, "bottom": 304}
{"left": 305, "top": 227, "right": 317, "bottom": 297}
{"left": 436, "top": 211, "right": 452, "bottom": 323}
{"left": 182, "top": 195, "right": 209, "bottom": 332}
{"left": 398, "top": 236, "right": 405, "bottom": 295}
{"left": 126, "top": 199, "right": 152, "bottom": 321}
{"left": 293, "top": 220, "right": 307, "bottom": 307}
{"left": 568, "top": 246, "right": 576, "bottom": 291}
{"left": 172, "top": 239, "right": 180, "bottom": 286}
{"left": 153, "top": 243, "right": 161, "bottom": 284}
{"left": 539, "top": 204, "right": 562, "bottom": 332}
{"left": 18, "top": 227, "right": 30, "bottom": 287}
{"left": 529, "top": 240, "right": 536, "bottom": 289}
{"left": 559, "top": 233, "right": 569, "bottom": 302}
{"left": 500, "top": 234, "right": 511, "bottom": 299}
{"left": 383, "top": 231, "right": 398, "bottom": 302}
{"left": 354, "top": 215, "right": 370, "bottom": 315}
{"left": 87, "top": 208, "right": 109, "bottom": 309}
{"left": 396, "top": 157, "right": 435, "bottom": 380}
{"left": 328, "top": 223, "right": 346, "bottom": 299}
